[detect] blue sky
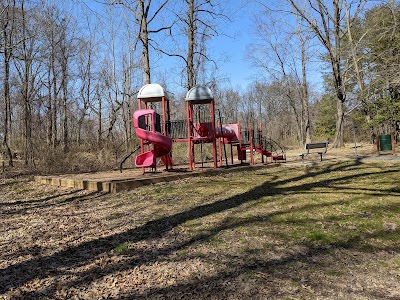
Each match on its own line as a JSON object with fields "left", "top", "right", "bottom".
{"left": 207, "top": 0, "right": 258, "bottom": 89}
{"left": 79, "top": 0, "right": 261, "bottom": 89}
{"left": 204, "top": 0, "right": 324, "bottom": 91}
{"left": 77, "top": 0, "right": 323, "bottom": 92}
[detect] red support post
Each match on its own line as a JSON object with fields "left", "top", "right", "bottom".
{"left": 230, "top": 144, "right": 234, "bottom": 164}
{"left": 137, "top": 99, "right": 145, "bottom": 174}
{"left": 259, "top": 122, "right": 264, "bottom": 163}
{"left": 238, "top": 120, "right": 243, "bottom": 163}
{"left": 210, "top": 99, "right": 218, "bottom": 169}
{"left": 187, "top": 101, "right": 193, "bottom": 171}
{"left": 218, "top": 120, "right": 223, "bottom": 166}
{"left": 250, "top": 126, "right": 254, "bottom": 165}
{"left": 161, "top": 96, "right": 170, "bottom": 170}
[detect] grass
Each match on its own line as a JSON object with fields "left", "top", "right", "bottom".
{"left": 107, "top": 212, "right": 125, "bottom": 220}
{"left": 1, "top": 159, "right": 399, "bottom": 299}
{"left": 127, "top": 160, "right": 400, "bottom": 291}
{"left": 158, "top": 161, "right": 398, "bottom": 248}
{"left": 113, "top": 242, "right": 130, "bottom": 254}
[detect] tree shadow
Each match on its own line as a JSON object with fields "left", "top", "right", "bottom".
{"left": 1, "top": 160, "right": 399, "bottom": 297}
{"left": 0, "top": 181, "right": 20, "bottom": 189}
{"left": 117, "top": 227, "right": 400, "bottom": 299}
{"left": 0, "top": 191, "right": 101, "bottom": 216}
{"left": 0, "top": 189, "right": 80, "bottom": 207}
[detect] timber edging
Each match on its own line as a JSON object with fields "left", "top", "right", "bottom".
{"left": 34, "top": 163, "right": 280, "bottom": 193}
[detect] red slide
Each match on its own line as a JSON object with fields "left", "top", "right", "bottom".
{"left": 133, "top": 109, "right": 172, "bottom": 168}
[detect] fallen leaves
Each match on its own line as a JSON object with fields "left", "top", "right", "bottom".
{"left": 1, "top": 161, "right": 399, "bottom": 299}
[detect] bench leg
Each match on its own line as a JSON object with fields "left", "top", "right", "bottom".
{"left": 320, "top": 153, "right": 323, "bottom": 161}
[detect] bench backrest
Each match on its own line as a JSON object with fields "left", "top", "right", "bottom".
{"left": 305, "top": 142, "right": 328, "bottom": 153}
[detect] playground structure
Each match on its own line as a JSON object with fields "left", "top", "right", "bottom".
{"left": 129, "top": 84, "right": 286, "bottom": 173}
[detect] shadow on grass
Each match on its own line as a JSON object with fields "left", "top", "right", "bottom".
{"left": 116, "top": 228, "right": 400, "bottom": 300}
{"left": 0, "top": 191, "right": 101, "bottom": 216}
{"left": 0, "top": 189, "right": 80, "bottom": 207}
{"left": 1, "top": 160, "right": 399, "bottom": 298}
{"left": 0, "top": 180, "right": 21, "bottom": 189}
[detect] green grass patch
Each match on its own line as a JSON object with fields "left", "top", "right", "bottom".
{"left": 121, "top": 160, "right": 400, "bottom": 270}
{"left": 307, "top": 231, "right": 335, "bottom": 244}
{"left": 107, "top": 212, "right": 124, "bottom": 220}
{"left": 112, "top": 242, "right": 130, "bottom": 254}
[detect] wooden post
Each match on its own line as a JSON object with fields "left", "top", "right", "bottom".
{"left": 392, "top": 133, "right": 396, "bottom": 155}
{"left": 376, "top": 136, "right": 380, "bottom": 155}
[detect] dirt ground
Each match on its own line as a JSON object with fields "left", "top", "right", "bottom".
{"left": 36, "top": 142, "right": 394, "bottom": 183}
{"left": 1, "top": 144, "right": 399, "bottom": 299}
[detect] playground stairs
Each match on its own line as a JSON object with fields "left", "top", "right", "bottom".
{"left": 255, "top": 147, "right": 286, "bottom": 163}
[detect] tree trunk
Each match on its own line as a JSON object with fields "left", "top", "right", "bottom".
{"left": 2, "top": 2, "right": 14, "bottom": 166}
{"left": 288, "top": 0, "right": 347, "bottom": 148}
{"left": 51, "top": 49, "right": 58, "bottom": 149}
{"left": 187, "top": 0, "right": 195, "bottom": 89}
{"left": 46, "top": 67, "right": 53, "bottom": 146}
{"left": 20, "top": 0, "right": 34, "bottom": 165}
{"left": 139, "top": 0, "right": 151, "bottom": 84}
{"left": 61, "top": 59, "right": 68, "bottom": 153}
{"left": 300, "top": 36, "right": 311, "bottom": 144}
{"left": 3, "top": 58, "right": 14, "bottom": 167}
{"left": 59, "top": 23, "right": 69, "bottom": 154}
{"left": 333, "top": 99, "right": 345, "bottom": 146}
{"left": 331, "top": 0, "right": 345, "bottom": 147}
{"left": 62, "top": 82, "right": 68, "bottom": 153}
{"left": 97, "top": 86, "right": 102, "bottom": 149}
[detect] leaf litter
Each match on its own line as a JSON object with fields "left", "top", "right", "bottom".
{"left": 0, "top": 160, "right": 399, "bottom": 299}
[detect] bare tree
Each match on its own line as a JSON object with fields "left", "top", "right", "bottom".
{"left": 13, "top": 0, "right": 45, "bottom": 165}
{"left": 287, "top": 0, "right": 366, "bottom": 147}
{"left": 43, "top": 10, "right": 61, "bottom": 149}
{"left": 74, "top": 10, "right": 108, "bottom": 147}
{"left": 42, "top": 5, "right": 73, "bottom": 151}
{"left": 120, "top": 52, "right": 140, "bottom": 146}
{"left": 157, "top": 0, "right": 227, "bottom": 89}
{"left": 76, "top": 37, "right": 94, "bottom": 144}
{"left": 249, "top": 10, "right": 312, "bottom": 145}
{"left": 1, "top": 0, "right": 16, "bottom": 166}
{"left": 88, "top": 84, "right": 104, "bottom": 148}
{"left": 108, "top": 0, "right": 171, "bottom": 84}
{"left": 298, "top": 25, "right": 311, "bottom": 143}
{"left": 58, "top": 18, "right": 75, "bottom": 153}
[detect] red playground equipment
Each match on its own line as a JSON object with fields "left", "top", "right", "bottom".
{"left": 185, "top": 86, "right": 218, "bottom": 170}
{"left": 133, "top": 84, "right": 173, "bottom": 173}
{"left": 130, "top": 84, "right": 286, "bottom": 173}
{"left": 133, "top": 109, "right": 172, "bottom": 169}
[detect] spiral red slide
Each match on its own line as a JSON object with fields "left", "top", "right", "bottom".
{"left": 133, "top": 109, "right": 172, "bottom": 168}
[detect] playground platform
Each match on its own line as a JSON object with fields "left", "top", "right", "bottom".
{"left": 34, "top": 143, "right": 397, "bottom": 193}
{"left": 34, "top": 163, "right": 280, "bottom": 193}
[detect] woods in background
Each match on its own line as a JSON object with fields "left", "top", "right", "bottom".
{"left": 1, "top": 0, "right": 399, "bottom": 173}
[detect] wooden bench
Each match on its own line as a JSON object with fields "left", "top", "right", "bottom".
{"left": 300, "top": 142, "right": 328, "bottom": 162}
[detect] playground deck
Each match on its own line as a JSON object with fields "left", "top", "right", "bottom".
{"left": 34, "top": 143, "right": 394, "bottom": 193}
{"left": 34, "top": 163, "right": 279, "bottom": 193}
